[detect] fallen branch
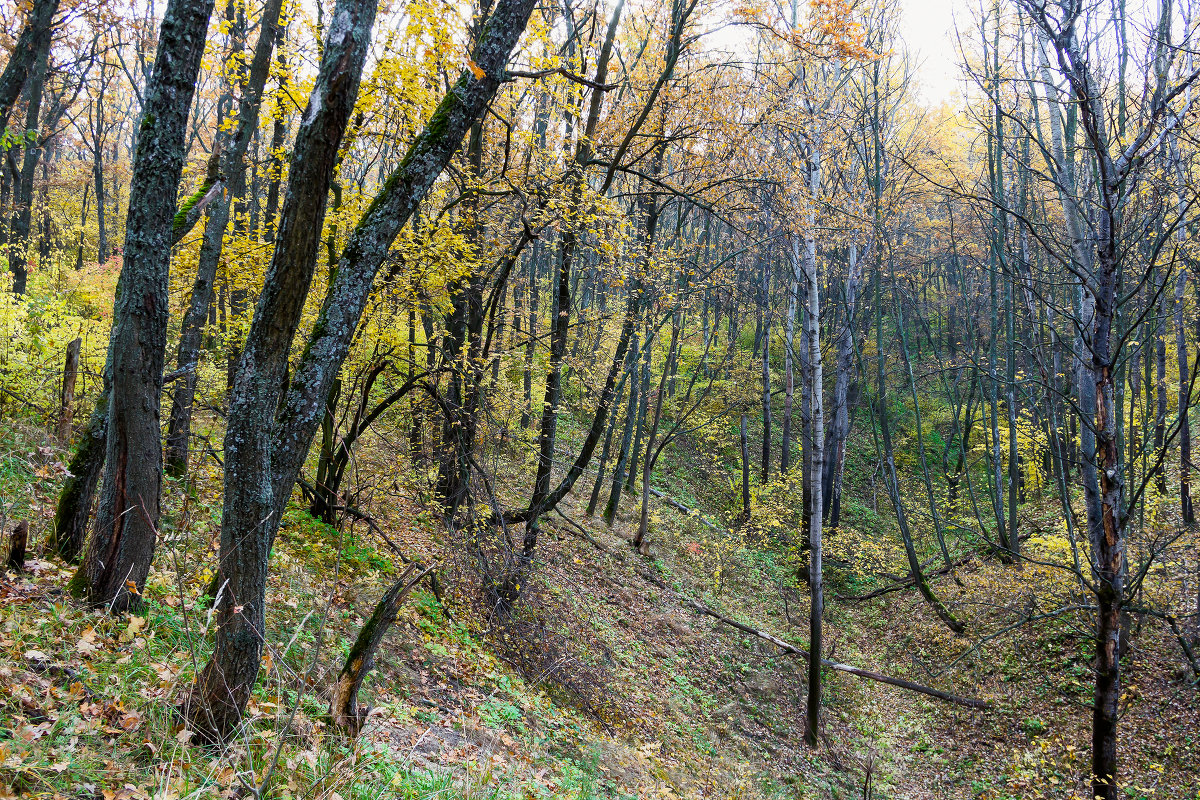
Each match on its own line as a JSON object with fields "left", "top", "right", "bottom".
{"left": 646, "top": 486, "right": 724, "bottom": 533}
{"left": 1132, "top": 606, "right": 1200, "bottom": 682}
{"left": 633, "top": 566, "right": 990, "bottom": 710}
{"left": 553, "top": 507, "right": 612, "bottom": 554}
{"left": 835, "top": 553, "right": 974, "bottom": 602}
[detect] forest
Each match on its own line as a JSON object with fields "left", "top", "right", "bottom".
{"left": 0, "top": 0, "right": 1198, "bottom": 796}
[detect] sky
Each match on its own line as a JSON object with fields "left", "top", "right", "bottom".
{"left": 897, "top": 0, "right": 965, "bottom": 104}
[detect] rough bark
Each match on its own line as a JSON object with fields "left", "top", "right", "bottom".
{"left": 189, "top": 0, "right": 540, "bottom": 740}
{"left": 57, "top": 337, "right": 81, "bottom": 442}
{"left": 52, "top": 386, "right": 107, "bottom": 563}
{"left": 1178, "top": 269, "right": 1193, "bottom": 525}
{"left": 189, "top": 0, "right": 378, "bottom": 739}
{"left": 74, "top": 0, "right": 216, "bottom": 612}
{"left": 163, "top": 0, "right": 286, "bottom": 476}
{"left": 6, "top": 32, "right": 51, "bottom": 295}
{"left": 0, "top": 0, "right": 60, "bottom": 132}
{"left": 5, "top": 521, "right": 28, "bottom": 572}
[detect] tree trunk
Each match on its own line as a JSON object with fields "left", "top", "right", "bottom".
{"left": 52, "top": 386, "right": 107, "bottom": 563}
{"left": 164, "top": 0, "right": 286, "bottom": 477}
{"left": 188, "top": 0, "right": 539, "bottom": 740}
{"left": 0, "top": 0, "right": 60, "bottom": 132}
{"left": 331, "top": 564, "right": 430, "bottom": 737}
{"left": 6, "top": 521, "right": 28, "bottom": 572}
{"left": 760, "top": 259, "right": 772, "bottom": 485}
{"left": 57, "top": 338, "right": 81, "bottom": 442}
{"left": 823, "top": 239, "right": 861, "bottom": 530}
{"left": 800, "top": 231, "right": 824, "bottom": 747}
{"left": 74, "top": 0, "right": 216, "bottom": 612}
{"left": 587, "top": 368, "right": 629, "bottom": 517}
{"left": 604, "top": 336, "right": 639, "bottom": 526}
{"left": 740, "top": 414, "right": 751, "bottom": 522}
{"left": 6, "top": 33, "right": 51, "bottom": 295}
{"left": 1178, "top": 272, "right": 1193, "bottom": 525}
{"left": 625, "top": 325, "right": 652, "bottom": 492}
{"left": 782, "top": 269, "right": 795, "bottom": 474}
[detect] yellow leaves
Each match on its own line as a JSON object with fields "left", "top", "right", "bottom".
{"left": 466, "top": 60, "right": 486, "bottom": 81}
{"left": 120, "top": 615, "right": 146, "bottom": 643}
{"left": 76, "top": 626, "right": 100, "bottom": 655}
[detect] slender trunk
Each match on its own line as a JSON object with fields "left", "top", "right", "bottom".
{"left": 1155, "top": 289, "right": 1168, "bottom": 493}
{"left": 625, "top": 326, "right": 651, "bottom": 492}
{"left": 634, "top": 318, "right": 679, "bottom": 551}
{"left": 761, "top": 259, "right": 772, "bottom": 485}
{"left": 527, "top": 0, "right": 625, "bottom": 561}
{"left": 875, "top": 267, "right": 964, "bottom": 635}
{"left": 1178, "top": 273, "right": 1194, "bottom": 524}
{"left": 93, "top": 132, "right": 107, "bottom": 264}
{"left": 801, "top": 233, "right": 824, "bottom": 747}
{"left": 7, "top": 34, "right": 50, "bottom": 295}
{"left": 823, "top": 240, "right": 861, "bottom": 530}
{"left": 740, "top": 414, "right": 751, "bottom": 522}
{"left": 586, "top": 368, "right": 628, "bottom": 517}
{"left": 164, "top": 0, "right": 286, "bottom": 476}
{"left": 604, "top": 336, "right": 639, "bottom": 526}
{"left": 520, "top": 240, "right": 539, "bottom": 428}
{"left": 782, "top": 270, "right": 796, "bottom": 474}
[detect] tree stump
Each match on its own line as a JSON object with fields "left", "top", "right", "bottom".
{"left": 6, "top": 521, "right": 28, "bottom": 572}
{"left": 57, "top": 337, "right": 81, "bottom": 442}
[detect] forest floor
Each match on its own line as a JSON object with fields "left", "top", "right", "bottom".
{"left": 1, "top": 411, "right": 1199, "bottom": 800}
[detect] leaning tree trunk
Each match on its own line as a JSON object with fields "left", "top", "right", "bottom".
{"left": 0, "top": 0, "right": 59, "bottom": 132}
{"left": 188, "top": 0, "right": 540, "bottom": 741}
{"left": 331, "top": 563, "right": 431, "bottom": 737}
{"left": 164, "top": 0, "right": 286, "bottom": 477}
{"left": 188, "top": 0, "right": 378, "bottom": 740}
{"left": 73, "top": 0, "right": 216, "bottom": 612}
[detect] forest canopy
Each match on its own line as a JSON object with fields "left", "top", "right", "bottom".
{"left": 1, "top": 0, "right": 1199, "bottom": 797}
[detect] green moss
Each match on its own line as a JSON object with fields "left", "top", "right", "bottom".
{"left": 171, "top": 180, "right": 215, "bottom": 237}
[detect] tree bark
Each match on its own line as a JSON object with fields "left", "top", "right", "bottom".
{"left": 57, "top": 338, "right": 81, "bottom": 442}
{"left": 799, "top": 232, "right": 824, "bottom": 747}
{"left": 0, "top": 0, "right": 59, "bottom": 132}
{"left": 189, "top": 0, "right": 540, "bottom": 740}
{"left": 6, "top": 31, "right": 51, "bottom": 295}
{"left": 164, "top": 0, "right": 286, "bottom": 477}
{"left": 331, "top": 563, "right": 431, "bottom": 737}
{"left": 74, "top": 0, "right": 216, "bottom": 612}
{"left": 1177, "top": 269, "right": 1193, "bottom": 525}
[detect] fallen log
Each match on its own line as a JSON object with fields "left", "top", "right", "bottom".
{"left": 632, "top": 566, "right": 990, "bottom": 710}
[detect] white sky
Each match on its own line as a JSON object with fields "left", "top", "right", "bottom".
{"left": 897, "top": 0, "right": 964, "bottom": 104}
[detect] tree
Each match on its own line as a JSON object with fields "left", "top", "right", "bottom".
{"left": 71, "top": 0, "right": 216, "bottom": 611}
{"left": 187, "top": 0, "right": 541, "bottom": 740}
